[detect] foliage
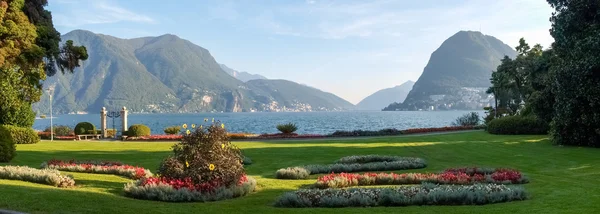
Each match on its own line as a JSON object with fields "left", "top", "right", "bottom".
{"left": 44, "top": 125, "right": 72, "bottom": 136}
{"left": 330, "top": 128, "right": 402, "bottom": 137}
{"left": 547, "top": 0, "right": 600, "bottom": 147}
{"left": 274, "top": 183, "right": 527, "bottom": 208}
{"left": 451, "top": 112, "right": 481, "bottom": 126}
{"left": 0, "top": 104, "right": 35, "bottom": 128}
{"left": 74, "top": 122, "right": 95, "bottom": 135}
{"left": 0, "top": 124, "right": 39, "bottom": 144}
{"left": 275, "top": 156, "right": 427, "bottom": 179}
{"left": 123, "top": 175, "right": 256, "bottom": 202}
{"left": 0, "top": 126, "right": 16, "bottom": 162}
{"left": 401, "top": 126, "right": 477, "bottom": 134}
{"left": 105, "top": 129, "right": 117, "bottom": 138}
{"left": 315, "top": 168, "right": 528, "bottom": 189}
{"left": 276, "top": 123, "right": 298, "bottom": 134}
{"left": 487, "top": 116, "right": 549, "bottom": 135}
{"left": 0, "top": 165, "right": 75, "bottom": 187}
{"left": 164, "top": 126, "right": 181, "bottom": 135}
{"left": 41, "top": 159, "right": 152, "bottom": 179}
{"left": 242, "top": 155, "right": 252, "bottom": 166}
{"left": 125, "top": 134, "right": 182, "bottom": 141}
{"left": 157, "top": 122, "right": 245, "bottom": 187}
{"left": 126, "top": 124, "right": 151, "bottom": 137}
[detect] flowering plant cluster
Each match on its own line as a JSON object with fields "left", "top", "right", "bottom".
{"left": 41, "top": 159, "right": 153, "bottom": 179}
{"left": 125, "top": 135, "right": 183, "bottom": 141}
{"left": 274, "top": 183, "right": 527, "bottom": 208}
{"left": 275, "top": 155, "right": 427, "bottom": 179}
{"left": 123, "top": 174, "right": 257, "bottom": 202}
{"left": 401, "top": 126, "right": 477, "bottom": 134}
{"left": 314, "top": 168, "right": 528, "bottom": 189}
{"left": 0, "top": 165, "right": 75, "bottom": 187}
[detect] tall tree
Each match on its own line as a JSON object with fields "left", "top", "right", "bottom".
{"left": 0, "top": 0, "right": 87, "bottom": 127}
{"left": 547, "top": 0, "right": 600, "bottom": 146}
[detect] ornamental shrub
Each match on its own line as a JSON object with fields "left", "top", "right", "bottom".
{"left": 452, "top": 112, "right": 481, "bottom": 126}
{"left": 487, "top": 116, "right": 549, "bottom": 135}
{"left": 0, "top": 166, "right": 75, "bottom": 187}
{"left": 0, "top": 126, "right": 17, "bottom": 162}
{"left": 44, "top": 125, "right": 73, "bottom": 136}
{"left": 127, "top": 124, "right": 151, "bottom": 137}
{"left": 164, "top": 126, "right": 181, "bottom": 135}
{"left": 157, "top": 122, "right": 245, "bottom": 187}
{"left": 276, "top": 123, "right": 298, "bottom": 134}
{"left": 74, "top": 122, "right": 96, "bottom": 135}
{"left": 1, "top": 124, "right": 39, "bottom": 145}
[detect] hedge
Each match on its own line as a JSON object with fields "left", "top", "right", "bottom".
{"left": 74, "top": 122, "right": 96, "bottom": 135}
{"left": 487, "top": 116, "right": 549, "bottom": 135}
{"left": 127, "top": 124, "right": 151, "bottom": 137}
{"left": 0, "top": 124, "right": 39, "bottom": 144}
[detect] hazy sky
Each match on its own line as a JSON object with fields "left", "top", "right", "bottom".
{"left": 48, "top": 0, "right": 554, "bottom": 104}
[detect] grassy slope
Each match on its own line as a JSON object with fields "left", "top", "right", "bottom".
{"left": 1, "top": 131, "right": 599, "bottom": 214}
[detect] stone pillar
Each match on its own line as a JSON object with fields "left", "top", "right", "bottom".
{"left": 121, "top": 106, "right": 128, "bottom": 134}
{"left": 101, "top": 107, "right": 107, "bottom": 138}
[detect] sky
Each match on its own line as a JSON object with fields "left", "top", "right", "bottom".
{"left": 48, "top": 0, "right": 555, "bottom": 104}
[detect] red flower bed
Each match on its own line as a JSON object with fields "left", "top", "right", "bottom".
{"left": 401, "top": 126, "right": 476, "bottom": 134}
{"left": 43, "top": 159, "right": 152, "bottom": 179}
{"left": 140, "top": 174, "right": 249, "bottom": 193}
{"left": 315, "top": 168, "right": 527, "bottom": 188}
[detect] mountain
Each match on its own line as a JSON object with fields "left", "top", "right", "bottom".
{"left": 219, "top": 64, "right": 267, "bottom": 82}
{"left": 356, "top": 81, "right": 415, "bottom": 110}
{"left": 385, "top": 31, "right": 517, "bottom": 111}
{"left": 33, "top": 30, "right": 353, "bottom": 114}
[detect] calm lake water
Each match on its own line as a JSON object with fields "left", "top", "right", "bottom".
{"left": 33, "top": 111, "right": 485, "bottom": 135}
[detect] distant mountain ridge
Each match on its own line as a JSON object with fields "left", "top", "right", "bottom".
{"left": 385, "top": 31, "right": 517, "bottom": 111}
{"left": 219, "top": 64, "right": 267, "bottom": 82}
{"left": 33, "top": 30, "right": 354, "bottom": 114}
{"left": 356, "top": 81, "right": 414, "bottom": 110}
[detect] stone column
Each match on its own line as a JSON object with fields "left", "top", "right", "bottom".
{"left": 101, "top": 107, "right": 107, "bottom": 138}
{"left": 121, "top": 106, "right": 128, "bottom": 134}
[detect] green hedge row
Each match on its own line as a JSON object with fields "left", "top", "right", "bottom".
{"left": 487, "top": 116, "right": 549, "bottom": 135}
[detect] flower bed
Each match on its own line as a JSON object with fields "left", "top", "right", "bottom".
{"left": 123, "top": 175, "right": 257, "bottom": 202}
{"left": 401, "top": 126, "right": 476, "bottom": 134}
{"left": 274, "top": 183, "right": 527, "bottom": 208}
{"left": 275, "top": 155, "right": 427, "bottom": 179}
{"left": 125, "top": 135, "right": 183, "bottom": 141}
{"left": 314, "top": 168, "right": 528, "bottom": 188}
{"left": 41, "top": 159, "right": 153, "bottom": 179}
{"left": 0, "top": 166, "right": 75, "bottom": 187}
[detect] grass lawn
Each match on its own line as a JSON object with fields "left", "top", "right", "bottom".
{"left": 1, "top": 131, "right": 599, "bottom": 213}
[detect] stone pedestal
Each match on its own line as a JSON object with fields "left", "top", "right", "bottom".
{"left": 100, "top": 107, "right": 107, "bottom": 138}
{"left": 121, "top": 107, "right": 128, "bottom": 134}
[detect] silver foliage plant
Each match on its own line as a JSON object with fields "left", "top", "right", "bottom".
{"left": 40, "top": 161, "right": 153, "bottom": 179}
{"left": 0, "top": 166, "right": 75, "bottom": 187}
{"left": 274, "top": 183, "right": 527, "bottom": 208}
{"left": 123, "top": 177, "right": 257, "bottom": 202}
{"left": 275, "top": 155, "right": 427, "bottom": 179}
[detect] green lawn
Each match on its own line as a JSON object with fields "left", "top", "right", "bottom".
{"left": 1, "top": 131, "right": 599, "bottom": 214}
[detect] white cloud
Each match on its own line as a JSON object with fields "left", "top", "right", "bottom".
{"left": 52, "top": 0, "right": 155, "bottom": 27}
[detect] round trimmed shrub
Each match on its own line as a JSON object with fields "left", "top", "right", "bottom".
{"left": 127, "top": 124, "right": 151, "bottom": 137}
{"left": 487, "top": 116, "right": 549, "bottom": 135}
{"left": 74, "top": 122, "right": 96, "bottom": 135}
{"left": 0, "top": 124, "right": 39, "bottom": 145}
{"left": 164, "top": 126, "right": 181, "bottom": 135}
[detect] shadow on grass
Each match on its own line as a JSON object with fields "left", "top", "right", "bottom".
{"left": 75, "top": 178, "right": 128, "bottom": 195}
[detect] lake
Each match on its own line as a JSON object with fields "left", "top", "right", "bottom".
{"left": 33, "top": 111, "right": 485, "bottom": 135}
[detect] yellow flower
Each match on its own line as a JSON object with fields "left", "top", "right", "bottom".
{"left": 221, "top": 144, "right": 225, "bottom": 149}
{"left": 185, "top": 161, "right": 189, "bottom": 167}
{"left": 221, "top": 124, "right": 225, "bottom": 129}
{"left": 212, "top": 118, "right": 215, "bottom": 122}
{"left": 186, "top": 130, "right": 191, "bottom": 135}
{"left": 209, "top": 164, "right": 215, "bottom": 171}
{"left": 182, "top": 124, "right": 188, "bottom": 129}
{"left": 200, "top": 125, "right": 203, "bottom": 129}
{"left": 191, "top": 124, "right": 196, "bottom": 128}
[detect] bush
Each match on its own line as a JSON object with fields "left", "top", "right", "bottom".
{"left": 274, "top": 183, "right": 527, "bottom": 208}
{"left": 44, "top": 125, "right": 73, "bottom": 136}
{"left": 275, "top": 156, "right": 427, "bottom": 179}
{"left": 0, "top": 166, "right": 75, "bottom": 187}
{"left": 0, "top": 124, "right": 39, "bottom": 144}
{"left": 276, "top": 123, "right": 298, "bottom": 134}
{"left": 0, "top": 104, "right": 35, "bottom": 128}
{"left": 105, "top": 129, "right": 117, "bottom": 138}
{"left": 127, "top": 124, "right": 151, "bottom": 137}
{"left": 452, "top": 112, "right": 481, "bottom": 126}
{"left": 164, "top": 126, "right": 181, "bottom": 135}
{"left": 0, "top": 127, "right": 17, "bottom": 162}
{"left": 157, "top": 122, "right": 245, "bottom": 186}
{"left": 74, "top": 122, "right": 96, "bottom": 135}
{"left": 41, "top": 159, "right": 153, "bottom": 179}
{"left": 123, "top": 175, "right": 256, "bottom": 202}
{"left": 487, "top": 116, "right": 549, "bottom": 135}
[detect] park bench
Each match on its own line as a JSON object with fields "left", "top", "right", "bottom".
{"left": 76, "top": 134, "right": 102, "bottom": 141}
